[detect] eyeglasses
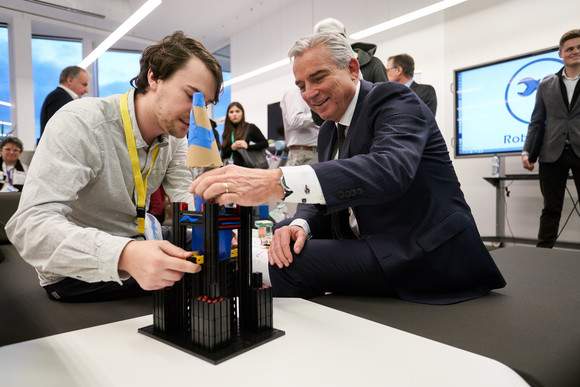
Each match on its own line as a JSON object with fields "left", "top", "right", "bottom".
{"left": 2, "top": 147, "right": 21, "bottom": 153}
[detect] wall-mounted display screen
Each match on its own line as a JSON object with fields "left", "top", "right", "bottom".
{"left": 454, "top": 47, "right": 563, "bottom": 157}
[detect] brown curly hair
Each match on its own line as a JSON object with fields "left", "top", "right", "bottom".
{"left": 130, "top": 31, "right": 223, "bottom": 103}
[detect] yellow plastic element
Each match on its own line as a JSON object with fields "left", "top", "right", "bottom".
{"left": 190, "top": 248, "right": 238, "bottom": 264}
{"left": 191, "top": 251, "right": 204, "bottom": 265}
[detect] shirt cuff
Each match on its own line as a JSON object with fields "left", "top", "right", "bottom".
{"left": 280, "top": 165, "right": 326, "bottom": 204}
{"left": 289, "top": 218, "right": 311, "bottom": 238}
{"left": 99, "top": 235, "right": 135, "bottom": 284}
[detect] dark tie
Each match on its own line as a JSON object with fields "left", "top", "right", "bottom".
{"left": 331, "top": 124, "right": 354, "bottom": 240}
{"left": 335, "top": 124, "right": 347, "bottom": 158}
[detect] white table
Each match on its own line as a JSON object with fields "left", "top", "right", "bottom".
{"left": 0, "top": 299, "right": 528, "bottom": 387}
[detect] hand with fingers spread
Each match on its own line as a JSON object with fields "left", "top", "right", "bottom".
{"left": 189, "top": 164, "right": 285, "bottom": 206}
{"left": 268, "top": 225, "right": 308, "bottom": 268}
{"left": 118, "top": 240, "right": 201, "bottom": 290}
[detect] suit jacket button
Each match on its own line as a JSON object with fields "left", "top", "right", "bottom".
{"left": 356, "top": 188, "right": 363, "bottom": 195}
{"left": 338, "top": 191, "right": 345, "bottom": 199}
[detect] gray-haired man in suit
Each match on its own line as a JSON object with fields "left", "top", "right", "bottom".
{"left": 191, "top": 32, "right": 505, "bottom": 305}
{"left": 522, "top": 29, "right": 580, "bottom": 248}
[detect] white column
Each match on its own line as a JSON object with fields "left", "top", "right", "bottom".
{"left": 82, "top": 38, "right": 95, "bottom": 97}
{"left": 8, "top": 13, "right": 35, "bottom": 150}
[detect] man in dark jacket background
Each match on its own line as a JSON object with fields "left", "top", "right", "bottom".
{"left": 39, "top": 65, "right": 89, "bottom": 140}
{"left": 387, "top": 53, "right": 438, "bottom": 115}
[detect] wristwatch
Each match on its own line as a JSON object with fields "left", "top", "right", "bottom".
{"left": 279, "top": 174, "right": 293, "bottom": 200}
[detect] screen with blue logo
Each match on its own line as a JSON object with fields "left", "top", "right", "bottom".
{"left": 454, "top": 47, "right": 562, "bottom": 157}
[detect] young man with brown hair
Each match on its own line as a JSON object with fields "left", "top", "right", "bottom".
{"left": 8, "top": 31, "right": 223, "bottom": 302}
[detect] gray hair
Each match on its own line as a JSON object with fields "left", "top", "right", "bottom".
{"left": 59, "top": 66, "right": 86, "bottom": 84}
{"left": 313, "top": 18, "right": 347, "bottom": 38}
{"left": 288, "top": 32, "right": 354, "bottom": 69}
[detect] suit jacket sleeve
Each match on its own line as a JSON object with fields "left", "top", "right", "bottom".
{"left": 523, "top": 81, "right": 547, "bottom": 163}
{"left": 419, "top": 85, "right": 437, "bottom": 115}
{"left": 296, "top": 81, "right": 431, "bottom": 235}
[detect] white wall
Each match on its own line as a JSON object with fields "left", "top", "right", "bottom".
{"left": 229, "top": 0, "right": 580, "bottom": 244}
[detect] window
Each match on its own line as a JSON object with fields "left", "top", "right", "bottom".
{"left": 213, "top": 71, "right": 231, "bottom": 118}
{"left": 212, "top": 71, "right": 231, "bottom": 142}
{"left": 31, "top": 36, "right": 82, "bottom": 141}
{"left": 97, "top": 50, "right": 141, "bottom": 97}
{"left": 0, "top": 25, "right": 10, "bottom": 138}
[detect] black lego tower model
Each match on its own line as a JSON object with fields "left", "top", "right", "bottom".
{"left": 138, "top": 201, "right": 284, "bottom": 364}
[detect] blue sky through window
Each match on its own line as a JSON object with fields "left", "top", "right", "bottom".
{"left": 32, "top": 37, "right": 82, "bottom": 141}
{"left": 0, "top": 26, "right": 10, "bottom": 137}
{"left": 97, "top": 50, "right": 141, "bottom": 97}
{"left": 5, "top": 33, "right": 230, "bottom": 142}
{"left": 213, "top": 71, "right": 231, "bottom": 141}
{"left": 214, "top": 71, "right": 231, "bottom": 118}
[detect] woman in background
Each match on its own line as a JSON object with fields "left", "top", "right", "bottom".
{"left": 221, "top": 102, "right": 268, "bottom": 167}
{"left": 0, "top": 136, "right": 28, "bottom": 192}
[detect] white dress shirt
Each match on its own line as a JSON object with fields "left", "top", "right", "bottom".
{"left": 281, "top": 82, "right": 362, "bottom": 236}
{"left": 280, "top": 86, "right": 319, "bottom": 147}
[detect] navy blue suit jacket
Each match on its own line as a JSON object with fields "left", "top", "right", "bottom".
{"left": 410, "top": 80, "right": 437, "bottom": 115}
{"left": 40, "top": 87, "right": 74, "bottom": 138}
{"left": 294, "top": 80, "right": 505, "bottom": 304}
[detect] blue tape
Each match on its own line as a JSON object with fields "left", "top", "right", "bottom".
{"left": 187, "top": 92, "right": 214, "bottom": 149}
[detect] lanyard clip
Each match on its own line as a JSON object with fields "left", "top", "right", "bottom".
{"left": 136, "top": 206, "right": 146, "bottom": 218}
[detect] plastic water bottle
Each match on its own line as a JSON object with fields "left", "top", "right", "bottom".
{"left": 491, "top": 154, "right": 500, "bottom": 177}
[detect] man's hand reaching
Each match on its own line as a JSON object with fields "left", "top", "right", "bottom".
{"left": 118, "top": 240, "right": 201, "bottom": 290}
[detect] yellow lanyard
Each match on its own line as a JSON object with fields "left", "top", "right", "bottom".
{"left": 120, "top": 91, "right": 159, "bottom": 235}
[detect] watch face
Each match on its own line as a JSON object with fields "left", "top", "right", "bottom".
{"left": 280, "top": 176, "right": 293, "bottom": 199}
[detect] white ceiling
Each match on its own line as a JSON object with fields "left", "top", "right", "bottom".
{"left": 2, "top": 0, "right": 459, "bottom": 74}
{"left": 135, "top": 0, "right": 297, "bottom": 52}
{"left": 2, "top": 0, "right": 297, "bottom": 71}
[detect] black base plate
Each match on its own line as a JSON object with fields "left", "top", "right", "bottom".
{"left": 138, "top": 325, "right": 285, "bottom": 365}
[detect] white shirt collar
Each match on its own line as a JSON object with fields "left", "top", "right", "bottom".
{"left": 337, "top": 81, "right": 361, "bottom": 127}
{"left": 59, "top": 85, "right": 80, "bottom": 100}
{"left": 563, "top": 68, "right": 580, "bottom": 81}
